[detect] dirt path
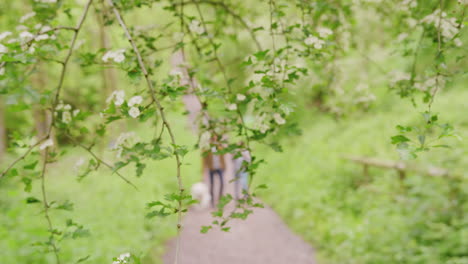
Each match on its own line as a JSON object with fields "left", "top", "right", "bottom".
{"left": 163, "top": 203, "right": 316, "bottom": 264}
{"left": 165, "top": 52, "right": 316, "bottom": 264}
{"left": 162, "top": 161, "right": 316, "bottom": 264}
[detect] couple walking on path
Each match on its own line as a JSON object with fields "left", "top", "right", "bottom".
{"left": 202, "top": 135, "right": 250, "bottom": 207}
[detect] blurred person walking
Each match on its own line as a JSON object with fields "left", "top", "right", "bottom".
{"left": 202, "top": 135, "right": 226, "bottom": 207}
{"left": 234, "top": 143, "right": 251, "bottom": 200}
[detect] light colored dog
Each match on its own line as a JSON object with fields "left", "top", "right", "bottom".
{"left": 191, "top": 182, "right": 211, "bottom": 210}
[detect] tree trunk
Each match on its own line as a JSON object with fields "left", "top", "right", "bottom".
{"left": 0, "top": 98, "right": 7, "bottom": 160}
{"left": 31, "top": 63, "right": 54, "bottom": 155}
{"left": 96, "top": 3, "right": 118, "bottom": 98}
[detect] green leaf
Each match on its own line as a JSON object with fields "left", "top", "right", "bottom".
{"left": 76, "top": 255, "right": 91, "bottom": 263}
{"left": 200, "top": 225, "right": 212, "bottom": 234}
{"left": 26, "top": 197, "right": 41, "bottom": 204}
{"left": 391, "top": 135, "right": 411, "bottom": 144}
{"left": 56, "top": 200, "right": 74, "bottom": 211}
{"left": 22, "top": 177, "right": 32, "bottom": 192}
{"left": 418, "top": 135, "right": 425, "bottom": 145}
{"left": 253, "top": 50, "right": 269, "bottom": 61}
{"left": 72, "top": 226, "right": 90, "bottom": 239}
{"left": 23, "top": 160, "right": 39, "bottom": 170}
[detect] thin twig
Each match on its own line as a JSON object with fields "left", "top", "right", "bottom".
{"left": 39, "top": 148, "right": 61, "bottom": 264}
{"left": 66, "top": 134, "right": 139, "bottom": 190}
{"left": 49, "top": 0, "right": 94, "bottom": 135}
{"left": 0, "top": 137, "right": 46, "bottom": 179}
{"left": 174, "top": 0, "right": 262, "bottom": 51}
{"left": 105, "top": 2, "right": 185, "bottom": 264}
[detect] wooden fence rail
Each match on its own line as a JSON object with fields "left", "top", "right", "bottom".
{"left": 343, "top": 156, "right": 453, "bottom": 180}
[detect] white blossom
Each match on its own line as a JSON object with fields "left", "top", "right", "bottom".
{"left": 106, "top": 90, "right": 125, "bottom": 106}
{"left": 55, "top": 103, "right": 64, "bottom": 110}
{"left": 279, "top": 104, "right": 293, "bottom": 116}
{"left": 73, "top": 157, "right": 85, "bottom": 173}
{"left": 40, "top": 25, "right": 52, "bottom": 33}
{"left": 19, "top": 12, "right": 36, "bottom": 23}
{"left": 62, "top": 111, "right": 72, "bottom": 123}
{"left": 113, "top": 252, "right": 131, "bottom": 264}
{"left": 401, "top": 0, "right": 417, "bottom": 8}
{"left": 304, "top": 35, "right": 325, "bottom": 49}
{"left": 73, "top": 109, "right": 80, "bottom": 116}
{"left": 389, "top": 71, "right": 411, "bottom": 84}
{"left": 19, "top": 31, "right": 34, "bottom": 41}
{"left": 189, "top": 20, "right": 205, "bottom": 35}
{"left": 273, "top": 113, "right": 286, "bottom": 125}
{"left": 64, "top": 104, "right": 72, "bottom": 110}
{"left": 35, "top": 0, "right": 58, "bottom": 3}
{"left": 397, "top": 33, "right": 408, "bottom": 42}
{"left": 236, "top": 94, "right": 246, "bottom": 101}
{"left": 128, "top": 107, "right": 140, "bottom": 118}
{"left": 253, "top": 114, "right": 270, "bottom": 133}
{"left": 102, "top": 49, "right": 125, "bottom": 63}
{"left": 454, "top": 38, "right": 462, "bottom": 47}
{"left": 355, "top": 94, "right": 377, "bottom": 104}
{"left": 0, "top": 44, "right": 7, "bottom": 53}
{"left": 172, "top": 32, "right": 185, "bottom": 42}
{"left": 0, "top": 31, "right": 12, "bottom": 41}
{"left": 170, "top": 68, "right": 184, "bottom": 78}
{"left": 39, "top": 138, "right": 54, "bottom": 150}
{"left": 274, "top": 58, "right": 286, "bottom": 72}
{"left": 35, "top": 34, "right": 49, "bottom": 41}
{"left": 0, "top": 67, "right": 5, "bottom": 76}
{"left": 128, "top": 96, "right": 143, "bottom": 107}
{"left": 111, "top": 132, "right": 137, "bottom": 158}
{"left": 422, "top": 10, "right": 462, "bottom": 41}
{"left": 227, "top": 103, "right": 237, "bottom": 111}
{"left": 28, "top": 44, "right": 36, "bottom": 54}
{"left": 317, "top": 27, "right": 333, "bottom": 38}
{"left": 16, "top": 25, "right": 28, "bottom": 32}
{"left": 406, "top": 18, "right": 418, "bottom": 28}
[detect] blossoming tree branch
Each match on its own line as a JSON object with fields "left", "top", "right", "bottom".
{"left": 0, "top": 0, "right": 466, "bottom": 263}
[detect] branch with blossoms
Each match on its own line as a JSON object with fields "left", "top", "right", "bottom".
{"left": 1, "top": 1, "right": 95, "bottom": 263}
{"left": 104, "top": 1, "right": 187, "bottom": 264}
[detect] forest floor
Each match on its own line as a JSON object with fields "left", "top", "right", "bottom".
{"left": 162, "top": 165, "right": 316, "bottom": 264}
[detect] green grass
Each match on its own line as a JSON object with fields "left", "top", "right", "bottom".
{"left": 256, "top": 88, "right": 468, "bottom": 264}
{"left": 0, "top": 113, "right": 201, "bottom": 264}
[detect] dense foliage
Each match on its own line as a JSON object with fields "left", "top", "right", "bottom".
{"left": 0, "top": 0, "right": 466, "bottom": 263}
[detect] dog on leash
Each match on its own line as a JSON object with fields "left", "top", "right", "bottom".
{"left": 191, "top": 182, "right": 211, "bottom": 210}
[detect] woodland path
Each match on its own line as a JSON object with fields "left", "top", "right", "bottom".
{"left": 162, "top": 166, "right": 316, "bottom": 264}
{"left": 163, "top": 53, "right": 316, "bottom": 264}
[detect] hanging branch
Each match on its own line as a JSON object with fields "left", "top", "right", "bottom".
{"left": 1, "top": 1, "right": 94, "bottom": 179}
{"left": 104, "top": 2, "right": 185, "bottom": 264}
{"left": 39, "top": 1, "right": 94, "bottom": 263}
{"left": 192, "top": 1, "right": 253, "bottom": 153}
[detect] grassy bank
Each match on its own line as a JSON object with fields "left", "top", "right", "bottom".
{"left": 257, "top": 88, "right": 468, "bottom": 264}
{"left": 0, "top": 115, "right": 201, "bottom": 264}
